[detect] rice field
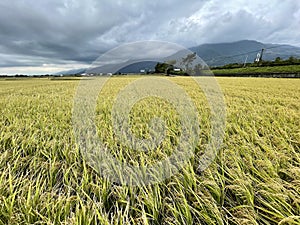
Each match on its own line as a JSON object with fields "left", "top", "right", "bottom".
{"left": 0, "top": 76, "right": 299, "bottom": 224}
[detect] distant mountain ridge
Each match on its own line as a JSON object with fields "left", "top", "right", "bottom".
{"left": 55, "top": 40, "right": 300, "bottom": 74}
{"left": 191, "top": 40, "right": 300, "bottom": 66}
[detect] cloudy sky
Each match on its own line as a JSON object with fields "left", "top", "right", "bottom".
{"left": 0, "top": 0, "right": 299, "bottom": 74}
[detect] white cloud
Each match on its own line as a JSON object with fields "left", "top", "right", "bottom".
{"left": 155, "top": 0, "right": 300, "bottom": 46}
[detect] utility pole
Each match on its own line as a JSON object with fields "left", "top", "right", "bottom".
{"left": 254, "top": 48, "right": 265, "bottom": 64}
{"left": 259, "top": 48, "right": 265, "bottom": 62}
{"left": 243, "top": 55, "right": 248, "bottom": 67}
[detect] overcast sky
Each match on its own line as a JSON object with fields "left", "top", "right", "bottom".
{"left": 0, "top": 0, "right": 299, "bottom": 74}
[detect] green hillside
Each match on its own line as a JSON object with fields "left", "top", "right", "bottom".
{"left": 212, "top": 65, "right": 300, "bottom": 75}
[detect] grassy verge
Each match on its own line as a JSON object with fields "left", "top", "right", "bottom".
{"left": 211, "top": 64, "right": 300, "bottom": 75}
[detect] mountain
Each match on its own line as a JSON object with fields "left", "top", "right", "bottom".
{"left": 89, "top": 61, "right": 158, "bottom": 74}
{"left": 53, "top": 68, "right": 85, "bottom": 75}
{"left": 118, "top": 61, "right": 157, "bottom": 73}
{"left": 54, "top": 61, "right": 157, "bottom": 75}
{"left": 190, "top": 40, "right": 300, "bottom": 66}
{"left": 54, "top": 40, "right": 300, "bottom": 74}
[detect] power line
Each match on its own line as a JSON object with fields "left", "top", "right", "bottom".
{"left": 205, "top": 45, "right": 284, "bottom": 64}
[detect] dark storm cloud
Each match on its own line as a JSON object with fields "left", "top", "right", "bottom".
{"left": 0, "top": 0, "right": 299, "bottom": 74}
{"left": 0, "top": 0, "right": 206, "bottom": 61}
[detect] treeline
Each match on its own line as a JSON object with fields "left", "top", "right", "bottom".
{"left": 212, "top": 56, "right": 300, "bottom": 70}
{"left": 0, "top": 74, "right": 83, "bottom": 78}
{"left": 154, "top": 63, "right": 186, "bottom": 75}
{"left": 154, "top": 53, "right": 208, "bottom": 76}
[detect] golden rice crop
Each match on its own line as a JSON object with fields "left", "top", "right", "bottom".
{"left": 0, "top": 76, "right": 299, "bottom": 224}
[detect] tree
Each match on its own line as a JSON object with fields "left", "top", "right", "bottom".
{"left": 194, "top": 63, "right": 204, "bottom": 76}
{"left": 180, "top": 52, "right": 197, "bottom": 74}
{"left": 155, "top": 62, "right": 167, "bottom": 73}
{"left": 154, "top": 62, "right": 173, "bottom": 74}
{"left": 288, "top": 56, "right": 296, "bottom": 64}
{"left": 155, "top": 60, "right": 177, "bottom": 75}
{"left": 275, "top": 57, "right": 282, "bottom": 63}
